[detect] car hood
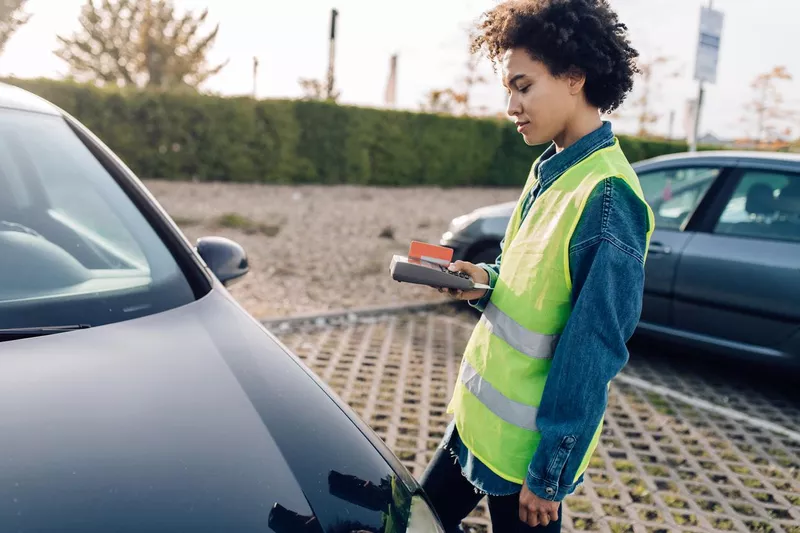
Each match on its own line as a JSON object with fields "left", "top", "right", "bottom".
{"left": 0, "top": 291, "right": 416, "bottom": 533}
{"left": 471, "top": 201, "right": 516, "bottom": 218}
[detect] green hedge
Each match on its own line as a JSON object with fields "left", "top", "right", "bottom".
{"left": 5, "top": 77, "right": 695, "bottom": 187}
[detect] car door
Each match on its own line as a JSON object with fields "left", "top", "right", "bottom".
{"left": 636, "top": 164, "right": 727, "bottom": 326}
{"left": 672, "top": 166, "right": 800, "bottom": 357}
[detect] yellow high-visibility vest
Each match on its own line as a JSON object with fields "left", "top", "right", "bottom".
{"left": 447, "top": 139, "right": 655, "bottom": 484}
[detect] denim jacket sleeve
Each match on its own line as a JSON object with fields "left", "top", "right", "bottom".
{"left": 467, "top": 242, "right": 503, "bottom": 312}
{"left": 525, "top": 177, "right": 650, "bottom": 501}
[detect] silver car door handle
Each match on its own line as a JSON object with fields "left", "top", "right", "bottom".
{"left": 649, "top": 242, "right": 672, "bottom": 255}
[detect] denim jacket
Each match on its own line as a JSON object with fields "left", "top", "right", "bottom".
{"left": 442, "top": 121, "right": 650, "bottom": 501}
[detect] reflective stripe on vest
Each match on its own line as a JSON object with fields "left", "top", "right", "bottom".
{"left": 481, "top": 302, "right": 558, "bottom": 360}
{"left": 460, "top": 359, "right": 539, "bottom": 432}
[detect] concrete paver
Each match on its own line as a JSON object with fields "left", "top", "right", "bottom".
{"left": 274, "top": 310, "right": 800, "bottom": 533}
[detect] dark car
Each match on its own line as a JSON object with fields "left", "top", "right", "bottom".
{"left": 0, "top": 84, "right": 444, "bottom": 533}
{"left": 441, "top": 151, "right": 800, "bottom": 366}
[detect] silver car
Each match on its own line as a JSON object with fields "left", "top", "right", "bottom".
{"left": 441, "top": 151, "right": 800, "bottom": 366}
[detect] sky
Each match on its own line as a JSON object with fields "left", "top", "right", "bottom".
{"left": 1, "top": 0, "right": 798, "bottom": 140}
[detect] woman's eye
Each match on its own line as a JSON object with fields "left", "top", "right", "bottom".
{"left": 519, "top": 85, "right": 531, "bottom": 94}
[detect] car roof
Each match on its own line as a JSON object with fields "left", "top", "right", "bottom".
{"left": 636, "top": 149, "right": 800, "bottom": 168}
{"left": 0, "top": 83, "right": 61, "bottom": 116}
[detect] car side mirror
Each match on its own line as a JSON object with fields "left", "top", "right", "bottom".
{"left": 196, "top": 236, "right": 249, "bottom": 287}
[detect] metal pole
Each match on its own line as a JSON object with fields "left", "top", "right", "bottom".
{"left": 668, "top": 110, "right": 675, "bottom": 140}
{"left": 690, "top": 0, "right": 713, "bottom": 152}
{"left": 252, "top": 57, "right": 259, "bottom": 98}
{"left": 326, "top": 8, "right": 338, "bottom": 100}
{"left": 691, "top": 83, "right": 703, "bottom": 151}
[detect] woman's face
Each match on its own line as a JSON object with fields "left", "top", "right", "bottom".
{"left": 501, "top": 48, "right": 580, "bottom": 146}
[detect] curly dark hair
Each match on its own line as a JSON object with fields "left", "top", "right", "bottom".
{"left": 471, "top": 0, "right": 640, "bottom": 113}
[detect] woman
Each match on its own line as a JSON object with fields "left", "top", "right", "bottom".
{"left": 422, "top": 1, "right": 654, "bottom": 531}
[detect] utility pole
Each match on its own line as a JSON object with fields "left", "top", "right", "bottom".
{"left": 252, "top": 56, "right": 259, "bottom": 98}
{"left": 668, "top": 110, "right": 675, "bottom": 140}
{"left": 691, "top": 0, "right": 722, "bottom": 151}
{"left": 326, "top": 8, "right": 339, "bottom": 100}
{"left": 385, "top": 53, "right": 398, "bottom": 108}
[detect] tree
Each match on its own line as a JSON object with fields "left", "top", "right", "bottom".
{"left": 298, "top": 77, "right": 340, "bottom": 102}
{"left": 743, "top": 66, "right": 795, "bottom": 143}
{"left": 420, "top": 54, "right": 490, "bottom": 116}
{"left": 620, "top": 56, "right": 682, "bottom": 137}
{"left": 0, "top": 0, "right": 30, "bottom": 56}
{"left": 55, "top": 0, "right": 227, "bottom": 89}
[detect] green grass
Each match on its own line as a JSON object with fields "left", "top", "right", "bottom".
{"left": 170, "top": 215, "right": 201, "bottom": 226}
{"left": 662, "top": 494, "right": 689, "bottom": 509}
{"left": 711, "top": 518, "right": 736, "bottom": 531}
{"left": 216, "top": 213, "right": 282, "bottom": 236}
{"left": 568, "top": 499, "right": 594, "bottom": 513}
{"left": 732, "top": 503, "right": 757, "bottom": 516}
{"left": 672, "top": 513, "right": 699, "bottom": 526}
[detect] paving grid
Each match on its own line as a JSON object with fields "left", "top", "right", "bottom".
{"left": 274, "top": 310, "right": 800, "bottom": 533}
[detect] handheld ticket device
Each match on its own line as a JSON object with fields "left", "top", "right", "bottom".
{"left": 389, "top": 241, "right": 491, "bottom": 291}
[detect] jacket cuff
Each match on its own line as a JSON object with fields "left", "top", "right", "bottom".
{"left": 525, "top": 472, "right": 580, "bottom": 502}
{"left": 526, "top": 435, "right": 580, "bottom": 502}
{"left": 467, "top": 264, "right": 498, "bottom": 312}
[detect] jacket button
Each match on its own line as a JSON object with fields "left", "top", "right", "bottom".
{"left": 565, "top": 436, "right": 575, "bottom": 444}
{"left": 545, "top": 487, "right": 555, "bottom": 495}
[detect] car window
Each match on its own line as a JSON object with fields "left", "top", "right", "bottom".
{"left": 714, "top": 170, "right": 800, "bottom": 243}
{"left": 0, "top": 109, "right": 197, "bottom": 330}
{"left": 638, "top": 167, "right": 721, "bottom": 230}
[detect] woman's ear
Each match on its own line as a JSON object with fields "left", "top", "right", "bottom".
{"left": 567, "top": 69, "right": 586, "bottom": 95}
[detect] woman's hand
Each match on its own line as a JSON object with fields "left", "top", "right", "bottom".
{"left": 519, "top": 483, "right": 560, "bottom": 527}
{"left": 437, "top": 261, "right": 490, "bottom": 301}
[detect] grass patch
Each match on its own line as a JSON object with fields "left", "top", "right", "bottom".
{"left": 711, "top": 518, "right": 736, "bottom": 530}
{"left": 698, "top": 499, "right": 724, "bottom": 513}
{"left": 729, "top": 464, "right": 752, "bottom": 475}
{"left": 568, "top": 499, "right": 594, "bottom": 513}
{"left": 216, "top": 213, "right": 281, "bottom": 236}
{"left": 602, "top": 503, "right": 627, "bottom": 517}
{"left": 171, "top": 215, "right": 201, "bottom": 226}
{"left": 629, "top": 484, "right": 653, "bottom": 505}
{"left": 644, "top": 465, "right": 670, "bottom": 477}
{"left": 733, "top": 503, "right": 757, "bottom": 516}
{"left": 672, "top": 513, "right": 699, "bottom": 526}
{"left": 608, "top": 522, "right": 634, "bottom": 533}
{"left": 589, "top": 456, "right": 606, "bottom": 469}
{"left": 595, "top": 487, "right": 621, "bottom": 500}
{"left": 589, "top": 472, "right": 612, "bottom": 485}
{"left": 752, "top": 492, "right": 776, "bottom": 503}
{"left": 745, "top": 522, "right": 776, "bottom": 533}
{"left": 638, "top": 508, "right": 664, "bottom": 522}
{"left": 613, "top": 460, "right": 637, "bottom": 473}
{"left": 662, "top": 494, "right": 689, "bottom": 509}
{"left": 758, "top": 466, "right": 785, "bottom": 479}
{"left": 685, "top": 483, "right": 711, "bottom": 496}
{"left": 766, "top": 507, "right": 792, "bottom": 520}
{"left": 572, "top": 518, "right": 600, "bottom": 531}
{"left": 741, "top": 478, "right": 766, "bottom": 489}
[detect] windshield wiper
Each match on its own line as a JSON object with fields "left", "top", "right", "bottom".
{"left": 0, "top": 325, "right": 91, "bottom": 342}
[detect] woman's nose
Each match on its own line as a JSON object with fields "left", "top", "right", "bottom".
{"left": 506, "top": 94, "right": 522, "bottom": 117}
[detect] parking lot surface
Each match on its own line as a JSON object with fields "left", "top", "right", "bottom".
{"left": 273, "top": 308, "right": 799, "bottom": 533}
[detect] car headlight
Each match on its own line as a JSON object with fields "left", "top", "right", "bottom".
{"left": 407, "top": 495, "right": 445, "bottom": 533}
{"left": 448, "top": 214, "right": 477, "bottom": 234}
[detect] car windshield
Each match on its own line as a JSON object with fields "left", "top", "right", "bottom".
{"left": 0, "top": 108, "right": 196, "bottom": 331}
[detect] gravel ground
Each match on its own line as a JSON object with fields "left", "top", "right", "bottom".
{"left": 145, "top": 180, "right": 519, "bottom": 319}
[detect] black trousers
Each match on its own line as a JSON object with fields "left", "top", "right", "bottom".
{"left": 420, "top": 445, "right": 562, "bottom": 533}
